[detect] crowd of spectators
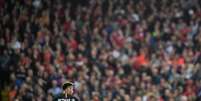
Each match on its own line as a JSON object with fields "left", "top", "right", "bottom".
{"left": 0, "top": 0, "right": 201, "bottom": 101}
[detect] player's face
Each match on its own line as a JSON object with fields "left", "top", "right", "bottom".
{"left": 65, "top": 86, "right": 73, "bottom": 95}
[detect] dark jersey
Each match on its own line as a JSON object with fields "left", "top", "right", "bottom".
{"left": 54, "top": 94, "right": 79, "bottom": 101}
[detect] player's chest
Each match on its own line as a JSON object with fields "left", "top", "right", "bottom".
{"left": 57, "top": 98, "right": 76, "bottom": 101}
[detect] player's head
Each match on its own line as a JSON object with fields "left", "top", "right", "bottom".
{"left": 62, "top": 82, "right": 74, "bottom": 95}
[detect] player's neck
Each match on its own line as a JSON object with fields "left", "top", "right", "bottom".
{"left": 64, "top": 93, "right": 72, "bottom": 98}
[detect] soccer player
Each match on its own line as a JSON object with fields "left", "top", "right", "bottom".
{"left": 54, "top": 82, "right": 79, "bottom": 101}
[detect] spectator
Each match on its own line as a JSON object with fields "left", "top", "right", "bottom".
{"left": 0, "top": 0, "right": 201, "bottom": 100}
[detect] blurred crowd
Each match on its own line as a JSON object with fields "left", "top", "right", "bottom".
{"left": 0, "top": 0, "right": 201, "bottom": 101}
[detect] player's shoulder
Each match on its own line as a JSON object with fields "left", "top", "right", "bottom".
{"left": 53, "top": 94, "right": 64, "bottom": 101}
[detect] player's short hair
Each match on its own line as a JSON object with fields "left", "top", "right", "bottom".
{"left": 62, "top": 82, "right": 73, "bottom": 90}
